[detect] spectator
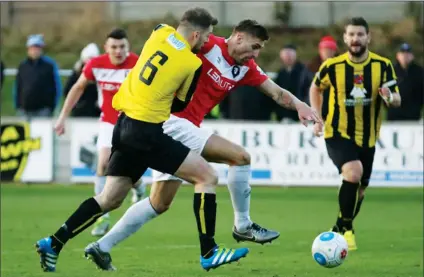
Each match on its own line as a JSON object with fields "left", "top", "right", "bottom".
{"left": 306, "top": 35, "right": 338, "bottom": 120}
{"left": 273, "top": 44, "right": 311, "bottom": 122}
{"left": 0, "top": 60, "right": 5, "bottom": 91}
{"left": 387, "top": 43, "right": 424, "bottom": 121}
{"left": 307, "top": 35, "right": 338, "bottom": 73}
{"left": 14, "top": 34, "right": 62, "bottom": 119}
{"left": 64, "top": 43, "right": 101, "bottom": 117}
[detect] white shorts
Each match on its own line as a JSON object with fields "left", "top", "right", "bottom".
{"left": 96, "top": 121, "right": 114, "bottom": 150}
{"left": 152, "top": 115, "right": 213, "bottom": 182}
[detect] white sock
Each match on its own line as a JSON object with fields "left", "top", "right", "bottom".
{"left": 97, "top": 197, "right": 158, "bottom": 252}
{"left": 227, "top": 165, "right": 252, "bottom": 232}
{"left": 94, "top": 176, "right": 109, "bottom": 219}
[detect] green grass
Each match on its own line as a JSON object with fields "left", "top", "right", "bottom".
{"left": 1, "top": 184, "right": 423, "bottom": 277}
{"left": 1, "top": 76, "right": 17, "bottom": 116}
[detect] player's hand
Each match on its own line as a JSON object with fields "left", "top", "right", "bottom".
{"left": 54, "top": 119, "right": 65, "bottom": 136}
{"left": 379, "top": 87, "right": 392, "bottom": 104}
{"left": 296, "top": 102, "right": 323, "bottom": 127}
{"left": 313, "top": 122, "right": 324, "bottom": 137}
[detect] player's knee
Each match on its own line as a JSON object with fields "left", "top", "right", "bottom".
{"left": 192, "top": 161, "right": 219, "bottom": 186}
{"left": 226, "top": 145, "right": 251, "bottom": 166}
{"left": 233, "top": 149, "right": 251, "bottom": 166}
{"left": 95, "top": 189, "right": 126, "bottom": 212}
{"left": 342, "top": 161, "right": 363, "bottom": 183}
{"left": 96, "top": 195, "right": 119, "bottom": 211}
{"left": 205, "top": 168, "right": 219, "bottom": 186}
{"left": 149, "top": 187, "right": 175, "bottom": 214}
{"left": 151, "top": 198, "right": 173, "bottom": 214}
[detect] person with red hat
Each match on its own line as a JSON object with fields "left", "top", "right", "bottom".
{"left": 306, "top": 35, "right": 339, "bottom": 120}
{"left": 307, "top": 35, "right": 338, "bottom": 74}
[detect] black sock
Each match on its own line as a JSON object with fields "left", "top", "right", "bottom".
{"left": 353, "top": 196, "right": 364, "bottom": 220}
{"left": 193, "top": 193, "right": 217, "bottom": 258}
{"left": 335, "top": 180, "right": 359, "bottom": 231}
{"left": 50, "top": 197, "right": 103, "bottom": 253}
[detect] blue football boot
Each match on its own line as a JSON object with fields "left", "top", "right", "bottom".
{"left": 200, "top": 246, "right": 249, "bottom": 271}
{"left": 35, "top": 237, "right": 59, "bottom": 272}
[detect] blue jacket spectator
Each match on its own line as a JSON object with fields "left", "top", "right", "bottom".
{"left": 14, "top": 34, "right": 62, "bottom": 118}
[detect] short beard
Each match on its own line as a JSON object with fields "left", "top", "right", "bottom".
{"left": 192, "top": 41, "right": 203, "bottom": 54}
{"left": 349, "top": 46, "right": 367, "bottom": 58}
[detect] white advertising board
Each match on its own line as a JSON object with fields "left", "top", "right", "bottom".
{"left": 202, "top": 122, "right": 423, "bottom": 187}
{"left": 1, "top": 120, "right": 54, "bottom": 182}
{"left": 70, "top": 120, "right": 423, "bottom": 187}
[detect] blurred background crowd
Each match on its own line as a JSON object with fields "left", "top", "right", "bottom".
{"left": 1, "top": 1, "right": 423, "bottom": 122}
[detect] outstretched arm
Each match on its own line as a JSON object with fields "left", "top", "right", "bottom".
{"left": 57, "top": 74, "right": 89, "bottom": 121}
{"left": 258, "top": 79, "right": 322, "bottom": 126}
{"left": 258, "top": 78, "right": 302, "bottom": 111}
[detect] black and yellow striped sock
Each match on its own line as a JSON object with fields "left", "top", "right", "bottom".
{"left": 335, "top": 180, "right": 359, "bottom": 231}
{"left": 193, "top": 193, "right": 217, "bottom": 258}
{"left": 50, "top": 197, "right": 103, "bottom": 253}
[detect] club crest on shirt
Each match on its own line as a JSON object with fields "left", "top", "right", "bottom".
{"left": 232, "top": 65, "right": 240, "bottom": 78}
{"left": 354, "top": 74, "right": 364, "bottom": 85}
{"left": 345, "top": 72, "right": 371, "bottom": 106}
{"left": 350, "top": 86, "right": 367, "bottom": 99}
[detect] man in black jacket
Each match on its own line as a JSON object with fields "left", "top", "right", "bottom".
{"left": 388, "top": 43, "right": 423, "bottom": 121}
{"left": 14, "top": 34, "right": 62, "bottom": 119}
{"left": 273, "top": 44, "right": 311, "bottom": 122}
{"left": 64, "top": 43, "right": 100, "bottom": 118}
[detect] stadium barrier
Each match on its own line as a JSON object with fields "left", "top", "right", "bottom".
{"left": 1, "top": 117, "right": 423, "bottom": 187}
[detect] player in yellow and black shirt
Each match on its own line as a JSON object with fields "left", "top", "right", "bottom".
{"left": 310, "top": 17, "right": 401, "bottom": 251}
{"left": 36, "top": 8, "right": 249, "bottom": 273}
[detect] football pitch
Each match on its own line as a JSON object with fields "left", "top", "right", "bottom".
{"left": 1, "top": 184, "right": 423, "bottom": 277}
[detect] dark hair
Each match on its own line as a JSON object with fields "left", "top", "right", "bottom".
{"left": 180, "top": 7, "right": 218, "bottom": 29}
{"left": 234, "top": 20, "right": 269, "bottom": 41}
{"left": 107, "top": 28, "right": 128, "bottom": 40}
{"left": 345, "top": 17, "right": 369, "bottom": 33}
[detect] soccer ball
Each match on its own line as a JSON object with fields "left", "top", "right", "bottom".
{"left": 311, "top": 231, "right": 348, "bottom": 268}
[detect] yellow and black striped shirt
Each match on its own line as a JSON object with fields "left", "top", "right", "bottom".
{"left": 313, "top": 51, "right": 399, "bottom": 148}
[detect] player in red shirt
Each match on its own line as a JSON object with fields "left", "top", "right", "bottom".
{"left": 85, "top": 20, "right": 322, "bottom": 271}
{"left": 54, "top": 29, "right": 146, "bottom": 237}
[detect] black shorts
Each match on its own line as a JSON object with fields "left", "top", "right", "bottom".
{"left": 325, "top": 137, "right": 376, "bottom": 186}
{"left": 106, "top": 113, "right": 190, "bottom": 184}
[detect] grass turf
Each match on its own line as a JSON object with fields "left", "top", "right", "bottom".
{"left": 1, "top": 184, "right": 422, "bottom": 277}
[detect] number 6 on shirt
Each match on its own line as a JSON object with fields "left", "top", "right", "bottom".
{"left": 139, "top": 51, "right": 169, "bottom": 85}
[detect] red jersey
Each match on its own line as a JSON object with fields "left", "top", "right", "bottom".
{"left": 173, "top": 35, "right": 268, "bottom": 126}
{"left": 83, "top": 53, "right": 139, "bottom": 124}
